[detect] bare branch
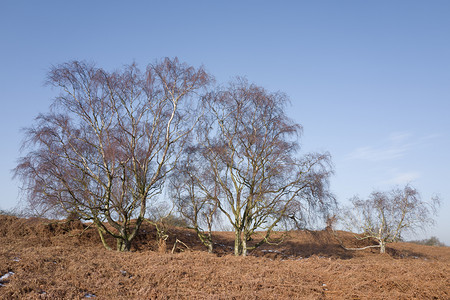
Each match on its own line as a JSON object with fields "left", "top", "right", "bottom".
{"left": 14, "top": 58, "right": 211, "bottom": 251}
{"left": 340, "top": 185, "right": 440, "bottom": 253}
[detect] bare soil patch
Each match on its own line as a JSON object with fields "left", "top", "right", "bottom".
{"left": 0, "top": 215, "right": 448, "bottom": 299}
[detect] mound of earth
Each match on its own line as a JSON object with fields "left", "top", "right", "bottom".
{"left": 0, "top": 215, "right": 449, "bottom": 299}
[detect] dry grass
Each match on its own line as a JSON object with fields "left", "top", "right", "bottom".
{"left": 0, "top": 215, "right": 448, "bottom": 299}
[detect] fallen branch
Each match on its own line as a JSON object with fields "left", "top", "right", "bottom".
{"left": 331, "top": 229, "right": 380, "bottom": 251}
{"left": 172, "top": 238, "right": 191, "bottom": 254}
{"left": 340, "top": 245, "right": 381, "bottom": 251}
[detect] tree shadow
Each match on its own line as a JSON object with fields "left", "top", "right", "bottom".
{"left": 386, "top": 247, "right": 429, "bottom": 260}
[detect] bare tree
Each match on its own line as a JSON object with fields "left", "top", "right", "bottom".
{"left": 187, "top": 78, "right": 335, "bottom": 256}
{"left": 170, "top": 146, "right": 219, "bottom": 253}
{"left": 14, "top": 58, "right": 211, "bottom": 251}
{"left": 340, "top": 185, "right": 440, "bottom": 253}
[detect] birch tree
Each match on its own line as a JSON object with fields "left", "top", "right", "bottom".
{"left": 170, "top": 146, "right": 219, "bottom": 253}
{"left": 14, "top": 58, "right": 211, "bottom": 251}
{"left": 190, "top": 78, "right": 335, "bottom": 256}
{"left": 341, "top": 185, "right": 440, "bottom": 253}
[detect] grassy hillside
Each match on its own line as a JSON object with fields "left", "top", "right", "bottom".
{"left": 0, "top": 215, "right": 448, "bottom": 299}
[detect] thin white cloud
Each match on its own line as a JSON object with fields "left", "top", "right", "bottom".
{"left": 388, "top": 131, "right": 413, "bottom": 143}
{"left": 347, "top": 145, "right": 408, "bottom": 161}
{"left": 346, "top": 131, "right": 438, "bottom": 162}
{"left": 381, "top": 171, "right": 421, "bottom": 185}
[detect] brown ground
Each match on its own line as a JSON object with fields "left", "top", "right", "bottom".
{"left": 0, "top": 215, "right": 448, "bottom": 299}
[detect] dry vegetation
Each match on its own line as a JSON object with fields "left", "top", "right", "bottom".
{"left": 0, "top": 215, "right": 448, "bottom": 299}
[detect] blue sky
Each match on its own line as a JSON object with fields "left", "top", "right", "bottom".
{"left": 1, "top": 1, "right": 449, "bottom": 244}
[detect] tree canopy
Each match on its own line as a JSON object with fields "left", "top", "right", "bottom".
{"left": 171, "top": 78, "right": 336, "bottom": 256}
{"left": 14, "top": 58, "right": 212, "bottom": 251}
{"left": 341, "top": 185, "right": 440, "bottom": 253}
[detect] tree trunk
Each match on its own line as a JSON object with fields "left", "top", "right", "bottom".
{"left": 117, "top": 238, "right": 132, "bottom": 251}
{"left": 380, "top": 241, "right": 386, "bottom": 254}
{"left": 207, "top": 241, "right": 213, "bottom": 254}
{"left": 242, "top": 235, "right": 248, "bottom": 257}
{"left": 207, "top": 222, "right": 214, "bottom": 254}
{"left": 195, "top": 229, "right": 213, "bottom": 253}
{"left": 97, "top": 227, "right": 112, "bottom": 251}
{"left": 234, "top": 229, "right": 242, "bottom": 256}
